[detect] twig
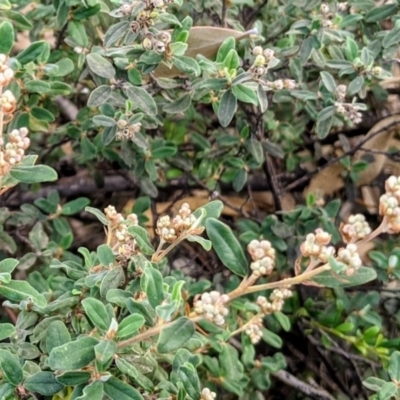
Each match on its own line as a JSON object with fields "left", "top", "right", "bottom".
{"left": 244, "top": 0, "right": 269, "bottom": 28}
{"left": 263, "top": 153, "right": 282, "bottom": 211}
{"left": 221, "top": 0, "right": 228, "bottom": 27}
{"left": 272, "top": 370, "right": 337, "bottom": 400}
{"left": 282, "top": 117, "right": 400, "bottom": 194}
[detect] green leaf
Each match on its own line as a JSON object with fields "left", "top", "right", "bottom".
{"left": 192, "top": 201, "right": 224, "bottom": 224}
{"left": 312, "top": 266, "right": 377, "bottom": 287}
{"left": 388, "top": 351, "right": 400, "bottom": 381}
{"left": 75, "top": 380, "right": 104, "bottom": 400}
{"left": 100, "top": 267, "right": 124, "bottom": 297}
{"left": 347, "top": 76, "right": 364, "bottom": 96}
{"left": 232, "top": 84, "right": 258, "bottom": 105}
{"left": 56, "top": 371, "right": 91, "bottom": 386}
{"left": 377, "top": 382, "right": 397, "bottom": 400}
{"left": 177, "top": 363, "right": 201, "bottom": 399}
{"left": 115, "top": 358, "right": 154, "bottom": 392}
{"left": 163, "top": 94, "right": 192, "bottom": 114}
{"left": 0, "top": 21, "right": 14, "bottom": 54}
{"left": 172, "top": 56, "right": 201, "bottom": 76}
{"left": 205, "top": 218, "right": 248, "bottom": 277}
{"left": 320, "top": 71, "right": 336, "bottom": 93}
{"left": 224, "top": 48, "right": 240, "bottom": 71}
{"left": 217, "top": 36, "right": 235, "bottom": 62}
{"left": 344, "top": 37, "right": 358, "bottom": 62}
{"left": 95, "top": 340, "right": 117, "bottom": 364}
{"left": 46, "top": 321, "right": 71, "bottom": 354}
{"left": 383, "top": 27, "right": 400, "bottom": 48}
{"left": 218, "top": 90, "right": 237, "bottom": 127}
{"left": 82, "top": 298, "right": 111, "bottom": 331}
{"left": 124, "top": 85, "right": 157, "bottom": 116}
{"left": 274, "top": 311, "right": 291, "bottom": 331}
{"left": 257, "top": 84, "right": 268, "bottom": 112}
{"left": 315, "top": 115, "right": 333, "bottom": 139}
{"left": 365, "top": 4, "right": 397, "bottom": 23}
{"left": 24, "top": 372, "right": 64, "bottom": 396}
{"left": 127, "top": 226, "right": 154, "bottom": 255}
{"left": 0, "top": 0, "right": 11, "bottom": 10}
{"left": 0, "top": 258, "right": 18, "bottom": 273}
{"left": 362, "top": 376, "right": 386, "bottom": 391}
{"left": 157, "top": 317, "right": 195, "bottom": 354}
{"left": 0, "top": 350, "right": 23, "bottom": 385}
{"left": 30, "top": 106, "right": 56, "bottom": 122}
{"left": 85, "top": 206, "right": 108, "bottom": 225}
{"left": 62, "top": 198, "right": 90, "bottom": 215}
{"left": 48, "top": 337, "right": 98, "bottom": 371}
{"left": 103, "top": 377, "right": 143, "bottom": 400}
{"left": 97, "top": 244, "right": 115, "bottom": 266}
{"left": 262, "top": 328, "right": 283, "bottom": 348}
{"left": 88, "top": 85, "right": 112, "bottom": 107}
{"left": 0, "top": 280, "right": 47, "bottom": 308}
{"left": 86, "top": 53, "right": 115, "bottom": 79}
{"left": 117, "top": 314, "right": 145, "bottom": 339}
{"left": 93, "top": 115, "right": 116, "bottom": 127}
{"left": 187, "top": 235, "right": 212, "bottom": 251}
{"left": 16, "top": 41, "right": 47, "bottom": 64}
{"left": 232, "top": 169, "right": 247, "bottom": 192}
{"left": 141, "top": 265, "right": 164, "bottom": 308}
{"left": 68, "top": 20, "right": 89, "bottom": 47}
{"left": 220, "top": 344, "right": 243, "bottom": 381}
{"left": 9, "top": 165, "right": 57, "bottom": 183}
{"left": 245, "top": 139, "right": 264, "bottom": 163}
{"left": 0, "top": 323, "right": 15, "bottom": 341}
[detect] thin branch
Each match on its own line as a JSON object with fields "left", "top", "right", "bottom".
{"left": 272, "top": 370, "right": 337, "bottom": 400}
{"left": 282, "top": 118, "right": 400, "bottom": 194}
{"left": 221, "top": 0, "right": 228, "bottom": 27}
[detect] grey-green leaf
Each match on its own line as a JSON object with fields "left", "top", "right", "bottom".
{"left": 205, "top": 218, "right": 248, "bottom": 277}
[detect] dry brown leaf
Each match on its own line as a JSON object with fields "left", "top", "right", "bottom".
{"left": 305, "top": 115, "right": 400, "bottom": 197}
{"left": 354, "top": 114, "right": 400, "bottom": 186}
{"left": 153, "top": 27, "right": 256, "bottom": 78}
{"left": 303, "top": 163, "right": 344, "bottom": 198}
{"left": 360, "top": 186, "right": 379, "bottom": 215}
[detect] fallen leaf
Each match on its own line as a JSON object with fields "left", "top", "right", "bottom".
{"left": 153, "top": 27, "right": 256, "bottom": 78}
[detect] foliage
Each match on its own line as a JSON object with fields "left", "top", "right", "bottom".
{"left": 0, "top": 0, "right": 400, "bottom": 399}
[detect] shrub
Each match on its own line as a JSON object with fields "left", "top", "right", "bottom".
{"left": 1, "top": 0, "right": 400, "bottom": 399}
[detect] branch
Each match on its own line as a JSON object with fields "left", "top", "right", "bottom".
{"left": 272, "top": 370, "right": 337, "bottom": 400}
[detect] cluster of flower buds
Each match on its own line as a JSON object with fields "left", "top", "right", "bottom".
{"left": 340, "top": 214, "right": 372, "bottom": 243}
{"left": 115, "top": 214, "right": 138, "bottom": 243}
{"left": 0, "top": 127, "right": 30, "bottom": 176}
{"left": 0, "top": 55, "right": 14, "bottom": 86}
{"left": 319, "top": 3, "right": 335, "bottom": 28}
{"left": 247, "top": 239, "right": 276, "bottom": 277}
{"left": 379, "top": 176, "right": 400, "bottom": 233}
{"left": 105, "top": 205, "right": 125, "bottom": 225}
{"left": 116, "top": 120, "right": 142, "bottom": 141}
{"left": 336, "top": 102, "right": 363, "bottom": 125}
{"left": 334, "top": 85, "right": 363, "bottom": 124}
{"left": 337, "top": 2, "right": 348, "bottom": 12}
{"left": 201, "top": 388, "right": 217, "bottom": 400}
{"left": 156, "top": 203, "right": 198, "bottom": 242}
{"left": 257, "top": 288, "right": 293, "bottom": 314}
{"left": 337, "top": 243, "right": 362, "bottom": 276}
{"left": 193, "top": 291, "right": 230, "bottom": 326}
{"left": 245, "top": 316, "right": 263, "bottom": 344}
{"left": 104, "top": 205, "right": 140, "bottom": 257}
{"left": 269, "top": 79, "right": 296, "bottom": 90}
{"left": 250, "top": 47, "right": 277, "bottom": 79}
{"left": 300, "top": 228, "right": 335, "bottom": 263}
{"left": 1, "top": 90, "right": 17, "bottom": 116}
{"left": 142, "top": 31, "right": 171, "bottom": 54}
